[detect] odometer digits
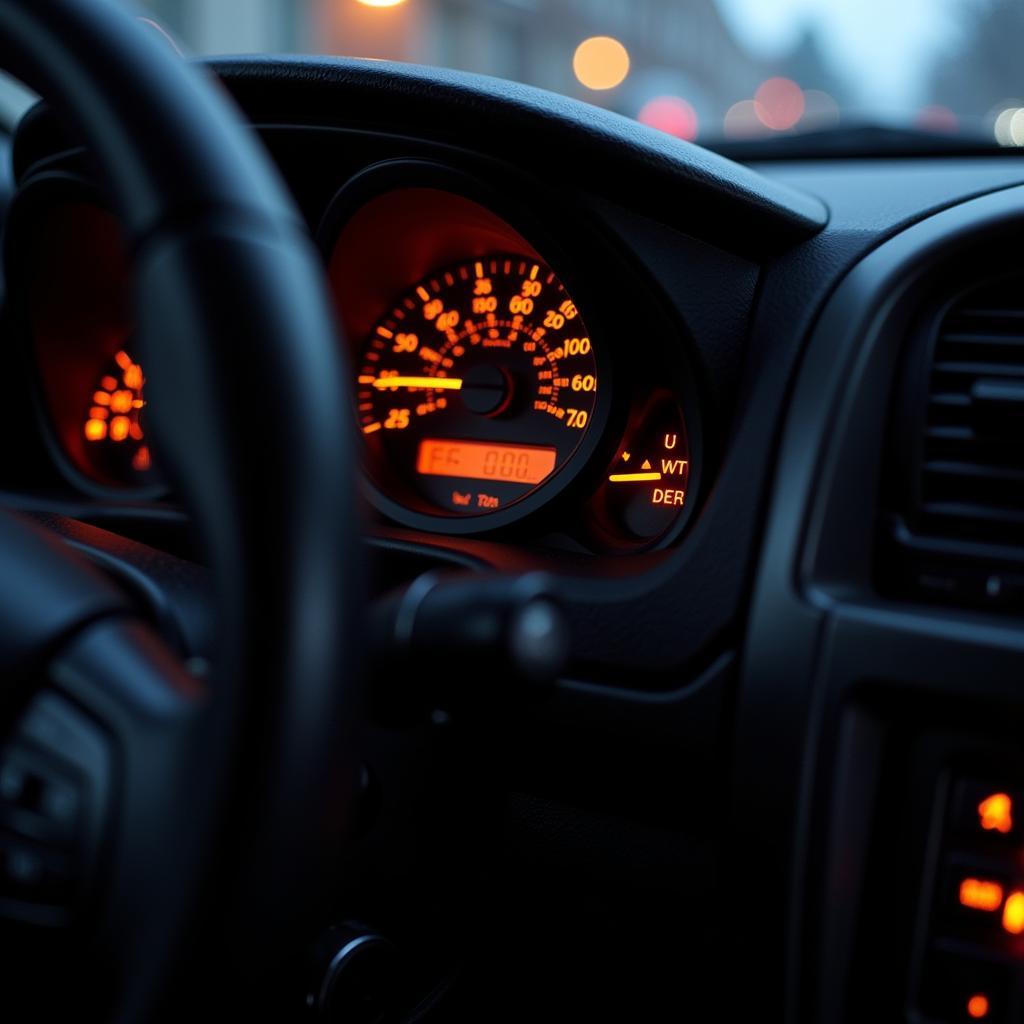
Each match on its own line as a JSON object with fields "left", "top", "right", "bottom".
{"left": 416, "top": 439, "right": 557, "bottom": 485}
{"left": 356, "top": 254, "right": 599, "bottom": 518}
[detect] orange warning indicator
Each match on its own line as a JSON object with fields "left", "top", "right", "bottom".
{"left": 959, "top": 877, "right": 1004, "bottom": 912}
{"left": 1002, "top": 890, "right": 1024, "bottom": 934}
{"left": 967, "top": 993, "right": 990, "bottom": 1019}
{"left": 978, "top": 792, "right": 1013, "bottom": 834}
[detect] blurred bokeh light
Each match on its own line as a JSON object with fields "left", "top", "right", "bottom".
{"left": 637, "top": 96, "right": 699, "bottom": 141}
{"left": 83, "top": 0, "right": 1024, "bottom": 149}
{"left": 573, "top": 36, "right": 630, "bottom": 91}
{"left": 754, "top": 77, "right": 804, "bottom": 131}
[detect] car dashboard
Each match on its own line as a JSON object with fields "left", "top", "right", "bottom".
{"left": 5, "top": 54, "right": 1024, "bottom": 1022}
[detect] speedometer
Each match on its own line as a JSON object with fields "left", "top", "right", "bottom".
{"left": 356, "top": 253, "right": 599, "bottom": 519}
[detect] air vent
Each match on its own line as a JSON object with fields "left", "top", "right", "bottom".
{"left": 883, "top": 275, "right": 1024, "bottom": 612}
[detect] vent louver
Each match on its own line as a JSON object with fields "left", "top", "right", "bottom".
{"left": 884, "top": 276, "right": 1024, "bottom": 611}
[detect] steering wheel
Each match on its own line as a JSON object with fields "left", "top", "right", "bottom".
{"left": 0, "top": 0, "right": 358, "bottom": 1018}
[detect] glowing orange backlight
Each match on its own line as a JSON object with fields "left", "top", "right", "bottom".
{"left": 84, "top": 418, "right": 107, "bottom": 441}
{"left": 122, "top": 364, "right": 144, "bottom": 390}
{"left": 132, "top": 445, "right": 151, "bottom": 472}
{"left": 1003, "top": 890, "right": 1024, "bottom": 933}
{"left": 608, "top": 471, "right": 662, "bottom": 483}
{"left": 960, "top": 877, "right": 1004, "bottom": 912}
{"left": 417, "top": 439, "right": 556, "bottom": 485}
{"left": 82, "top": 351, "right": 148, "bottom": 463}
{"left": 967, "top": 993, "right": 990, "bottom": 1019}
{"left": 109, "top": 390, "right": 134, "bottom": 414}
{"left": 109, "top": 416, "right": 131, "bottom": 442}
{"left": 979, "top": 792, "right": 1013, "bottom": 834}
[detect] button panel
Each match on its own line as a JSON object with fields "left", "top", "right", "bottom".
{"left": 918, "top": 775, "right": 1024, "bottom": 1020}
{"left": 0, "top": 692, "right": 111, "bottom": 928}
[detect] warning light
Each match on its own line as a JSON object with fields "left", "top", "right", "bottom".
{"left": 978, "top": 792, "right": 1013, "bottom": 834}
{"left": 960, "top": 877, "right": 1004, "bottom": 912}
{"left": 967, "top": 993, "right": 990, "bottom": 1019}
{"left": 1002, "top": 890, "right": 1024, "bottom": 933}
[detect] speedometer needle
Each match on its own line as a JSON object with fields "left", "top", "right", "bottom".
{"left": 370, "top": 376, "right": 464, "bottom": 391}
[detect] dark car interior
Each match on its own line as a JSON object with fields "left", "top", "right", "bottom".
{"left": 4, "top": 1, "right": 1024, "bottom": 1020}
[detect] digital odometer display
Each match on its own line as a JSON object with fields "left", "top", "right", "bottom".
{"left": 416, "top": 439, "right": 557, "bottom": 485}
{"left": 356, "top": 253, "right": 598, "bottom": 518}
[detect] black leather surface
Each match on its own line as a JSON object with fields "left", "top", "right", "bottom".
{"left": 209, "top": 55, "right": 828, "bottom": 258}
{"left": 0, "top": 511, "right": 126, "bottom": 702}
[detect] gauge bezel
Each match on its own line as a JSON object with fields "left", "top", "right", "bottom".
{"left": 317, "top": 159, "right": 616, "bottom": 535}
{"left": 4, "top": 170, "right": 168, "bottom": 501}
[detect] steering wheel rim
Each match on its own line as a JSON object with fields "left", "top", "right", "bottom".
{"left": 0, "top": 0, "right": 359, "bottom": 1017}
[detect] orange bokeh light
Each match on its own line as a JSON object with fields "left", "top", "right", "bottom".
{"left": 355, "top": 0, "right": 406, "bottom": 6}
{"left": 84, "top": 351, "right": 148, "bottom": 464}
{"left": 573, "top": 36, "right": 630, "bottom": 91}
{"left": 109, "top": 390, "right": 134, "bottom": 414}
{"left": 1002, "top": 890, "right": 1024, "bottom": 933}
{"left": 754, "top": 77, "right": 805, "bottom": 131}
{"left": 637, "top": 96, "right": 699, "bottom": 141}
{"left": 84, "top": 418, "right": 107, "bottom": 441}
{"left": 959, "top": 877, "right": 1004, "bottom": 912}
{"left": 109, "top": 415, "right": 131, "bottom": 443}
{"left": 967, "top": 993, "right": 990, "bottom": 1019}
{"left": 123, "top": 364, "right": 143, "bottom": 390}
{"left": 978, "top": 792, "right": 1013, "bottom": 834}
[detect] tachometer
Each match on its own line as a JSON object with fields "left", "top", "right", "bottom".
{"left": 357, "top": 253, "right": 599, "bottom": 519}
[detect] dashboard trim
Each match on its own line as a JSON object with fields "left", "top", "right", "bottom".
{"left": 737, "top": 178, "right": 1024, "bottom": 1022}
{"left": 207, "top": 55, "right": 829, "bottom": 259}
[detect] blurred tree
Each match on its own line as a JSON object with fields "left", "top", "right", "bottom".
{"left": 931, "top": 0, "right": 1024, "bottom": 116}
{"left": 779, "top": 25, "right": 849, "bottom": 102}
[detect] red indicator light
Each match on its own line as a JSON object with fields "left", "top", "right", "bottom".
{"left": 978, "top": 792, "right": 1013, "bottom": 834}
{"left": 967, "top": 993, "right": 990, "bottom": 1019}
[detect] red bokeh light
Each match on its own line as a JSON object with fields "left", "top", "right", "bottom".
{"left": 915, "top": 104, "right": 959, "bottom": 133}
{"left": 637, "top": 95, "right": 699, "bottom": 141}
{"left": 754, "top": 77, "right": 805, "bottom": 131}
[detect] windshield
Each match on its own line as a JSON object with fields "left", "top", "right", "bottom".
{"left": 6, "top": 0, "right": 1024, "bottom": 150}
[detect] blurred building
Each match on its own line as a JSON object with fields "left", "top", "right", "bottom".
{"left": 135, "top": 0, "right": 847, "bottom": 140}
{"left": 310, "top": 0, "right": 771, "bottom": 126}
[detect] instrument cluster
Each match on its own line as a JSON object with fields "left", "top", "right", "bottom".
{"left": 13, "top": 161, "right": 701, "bottom": 554}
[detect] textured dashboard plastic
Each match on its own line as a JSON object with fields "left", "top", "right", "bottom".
{"left": 207, "top": 56, "right": 828, "bottom": 259}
